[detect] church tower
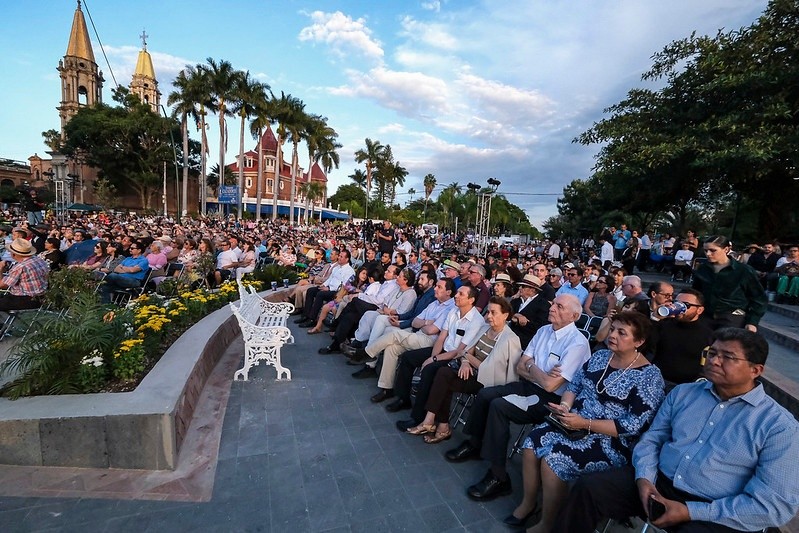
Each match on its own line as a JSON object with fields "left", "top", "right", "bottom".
{"left": 57, "top": 0, "right": 104, "bottom": 136}
{"left": 130, "top": 30, "right": 160, "bottom": 112}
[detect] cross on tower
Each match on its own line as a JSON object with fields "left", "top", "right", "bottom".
{"left": 140, "top": 29, "right": 148, "bottom": 49}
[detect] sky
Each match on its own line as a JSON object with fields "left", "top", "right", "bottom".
{"left": 0, "top": 0, "right": 768, "bottom": 227}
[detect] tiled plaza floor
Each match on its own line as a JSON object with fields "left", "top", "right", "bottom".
{"left": 1, "top": 319, "right": 525, "bottom": 532}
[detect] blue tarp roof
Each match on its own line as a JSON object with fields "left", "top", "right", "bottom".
{"left": 206, "top": 202, "right": 349, "bottom": 220}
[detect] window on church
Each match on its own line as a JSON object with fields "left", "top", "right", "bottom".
{"left": 267, "top": 179, "right": 274, "bottom": 192}
{"left": 246, "top": 178, "right": 252, "bottom": 189}
{"left": 245, "top": 157, "right": 254, "bottom": 167}
{"left": 78, "top": 86, "right": 88, "bottom": 106}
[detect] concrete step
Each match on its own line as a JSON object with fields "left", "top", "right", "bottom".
{"left": 760, "top": 313, "right": 799, "bottom": 353}
{"left": 768, "top": 302, "right": 799, "bottom": 321}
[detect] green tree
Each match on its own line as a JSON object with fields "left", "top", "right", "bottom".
{"left": 167, "top": 64, "right": 204, "bottom": 216}
{"left": 203, "top": 58, "right": 238, "bottom": 210}
{"left": 231, "top": 71, "right": 268, "bottom": 218}
{"left": 423, "top": 173, "right": 436, "bottom": 222}
{"left": 249, "top": 87, "right": 277, "bottom": 220}
{"left": 354, "top": 138, "right": 386, "bottom": 217}
{"left": 62, "top": 88, "right": 178, "bottom": 209}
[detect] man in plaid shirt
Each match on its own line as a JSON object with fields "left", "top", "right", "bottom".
{"left": 0, "top": 238, "right": 49, "bottom": 312}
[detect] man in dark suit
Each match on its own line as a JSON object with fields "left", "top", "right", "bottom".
{"left": 509, "top": 273, "right": 551, "bottom": 348}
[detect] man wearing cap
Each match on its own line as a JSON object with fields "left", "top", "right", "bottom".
{"left": 98, "top": 240, "right": 150, "bottom": 304}
{"left": 0, "top": 238, "right": 49, "bottom": 312}
{"left": 510, "top": 274, "right": 551, "bottom": 348}
{"left": 441, "top": 259, "right": 462, "bottom": 289}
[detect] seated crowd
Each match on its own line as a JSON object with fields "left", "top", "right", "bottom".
{"left": 276, "top": 220, "right": 798, "bottom": 533}
{"left": 0, "top": 210, "right": 797, "bottom": 531}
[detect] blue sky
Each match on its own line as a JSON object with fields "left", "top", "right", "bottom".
{"left": 0, "top": 0, "right": 768, "bottom": 227}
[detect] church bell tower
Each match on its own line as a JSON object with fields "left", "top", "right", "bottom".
{"left": 130, "top": 30, "right": 160, "bottom": 112}
{"left": 57, "top": 0, "right": 104, "bottom": 136}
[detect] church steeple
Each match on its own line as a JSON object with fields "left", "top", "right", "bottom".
{"left": 130, "top": 30, "right": 160, "bottom": 112}
{"left": 57, "top": 0, "right": 104, "bottom": 136}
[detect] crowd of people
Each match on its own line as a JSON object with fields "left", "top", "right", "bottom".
{"left": 0, "top": 209, "right": 797, "bottom": 531}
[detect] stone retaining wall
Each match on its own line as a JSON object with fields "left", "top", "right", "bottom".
{"left": 0, "top": 301, "right": 243, "bottom": 470}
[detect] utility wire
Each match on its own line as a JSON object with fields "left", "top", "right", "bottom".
{"left": 83, "top": 0, "right": 118, "bottom": 89}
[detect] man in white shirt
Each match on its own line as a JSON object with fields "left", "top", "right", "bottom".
{"left": 445, "top": 295, "right": 591, "bottom": 502}
{"left": 637, "top": 229, "right": 652, "bottom": 272}
{"left": 361, "top": 278, "right": 457, "bottom": 402}
{"left": 600, "top": 236, "right": 615, "bottom": 270}
{"left": 385, "top": 285, "right": 484, "bottom": 415}
{"left": 214, "top": 240, "right": 239, "bottom": 285}
{"left": 300, "top": 249, "right": 355, "bottom": 324}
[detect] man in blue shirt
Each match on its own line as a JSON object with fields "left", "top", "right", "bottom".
{"left": 552, "top": 328, "right": 799, "bottom": 533}
{"left": 98, "top": 241, "right": 150, "bottom": 303}
{"left": 614, "top": 224, "right": 631, "bottom": 261}
{"left": 555, "top": 265, "right": 589, "bottom": 306}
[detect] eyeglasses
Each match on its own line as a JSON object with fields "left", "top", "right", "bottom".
{"left": 656, "top": 292, "right": 674, "bottom": 298}
{"left": 596, "top": 279, "right": 607, "bottom": 284}
{"left": 567, "top": 273, "right": 580, "bottom": 277}
{"left": 548, "top": 274, "right": 560, "bottom": 278}
{"left": 678, "top": 301, "right": 703, "bottom": 308}
{"left": 703, "top": 347, "right": 749, "bottom": 364}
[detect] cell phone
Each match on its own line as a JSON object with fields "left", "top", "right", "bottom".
{"left": 545, "top": 404, "right": 562, "bottom": 414}
{"left": 648, "top": 496, "right": 666, "bottom": 521}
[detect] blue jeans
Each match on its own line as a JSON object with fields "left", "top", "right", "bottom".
{"left": 100, "top": 273, "right": 142, "bottom": 303}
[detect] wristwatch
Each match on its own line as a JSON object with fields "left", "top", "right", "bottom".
{"left": 432, "top": 356, "right": 438, "bottom": 362}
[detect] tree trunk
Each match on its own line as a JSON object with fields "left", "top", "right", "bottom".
{"left": 289, "top": 141, "right": 298, "bottom": 226}
{"left": 255, "top": 128, "right": 263, "bottom": 221}
{"left": 238, "top": 111, "right": 245, "bottom": 219}
{"left": 181, "top": 114, "right": 188, "bottom": 216}
{"left": 272, "top": 134, "right": 281, "bottom": 220}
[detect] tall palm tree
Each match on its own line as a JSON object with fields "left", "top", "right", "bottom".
{"left": 203, "top": 58, "right": 238, "bottom": 206}
{"left": 299, "top": 180, "right": 326, "bottom": 224}
{"left": 423, "top": 173, "right": 436, "bottom": 222}
{"left": 349, "top": 169, "right": 367, "bottom": 189}
{"left": 304, "top": 114, "right": 339, "bottom": 208}
{"left": 270, "top": 92, "right": 296, "bottom": 220}
{"left": 354, "top": 138, "right": 385, "bottom": 219}
{"left": 249, "top": 88, "right": 276, "bottom": 221}
{"left": 231, "top": 71, "right": 268, "bottom": 218}
{"left": 438, "top": 182, "right": 462, "bottom": 228}
{"left": 168, "top": 65, "right": 203, "bottom": 216}
{"left": 407, "top": 188, "right": 416, "bottom": 204}
{"left": 282, "top": 96, "right": 308, "bottom": 226}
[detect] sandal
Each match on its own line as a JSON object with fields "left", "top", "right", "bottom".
{"left": 307, "top": 328, "right": 321, "bottom": 335}
{"left": 406, "top": 423, "right": 436, "bottom": 436}
{"left": 424, "top": 428, "right": 452, "bottom": 444}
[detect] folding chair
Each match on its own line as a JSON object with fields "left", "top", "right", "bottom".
{"left": 112, "top": 268, "right": 153, "bottom": 306}
{"left": 449, "top": 392, "right": 475, "bottom": 430}
{"left": 508, "top": 423, "right": 531, "bottom": 459}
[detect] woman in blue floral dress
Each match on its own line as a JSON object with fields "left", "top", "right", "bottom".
{"left": 508, "top": 312, "right": 665, "bottom": 532}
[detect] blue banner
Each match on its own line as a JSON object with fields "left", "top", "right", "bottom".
{"left": 218, "top": 186, "right": 239, "bottom": 204}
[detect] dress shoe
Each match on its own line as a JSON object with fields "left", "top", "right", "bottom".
{"left": 348, "top": 348, "right": 368, "bottom": 363}
{"left": 395, "top": 418, "right": 422, "bottom": 432}
{"left": 467, "top": 470, "right": 512, "bottom": 501}
{"left": 346, "top": 356, "right": 366, "bottom": 366}
{"left": 385, "top": 398, "right": 411, "bottom": 413}
{"left": 370, "top": 388, "right": 394, "bottom": 403}
{"left": 352, "top": 366, "right": 377, "bottom": 379}
{"left": 445, "top": 440, "right": 481, "bottom": 463}
{"left": 340, "top": 341, "right": 355, "bottom": 356}
{"left": 318, "top": 345, "right": 340, "bottom": 355}
{"left": 349, "top": 339, "right": 365, "bottom": 349}
{"left": 502, "top": 507, "right": 539, "bottom": 528}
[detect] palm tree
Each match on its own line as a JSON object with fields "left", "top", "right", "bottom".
{"left": 438, "top": 182, "right": 462, "bottom": 228}
{"left": 423, "top": 173, "right": 436, "bottom": 222}
{"left": 355, "top": 138, "right": 385, "bottom": 219}
{"left": 299, "top": 180, "right": 326, "bottom": 224}
{"left": 167, "top": 65, "right": 203, "bottom": 216}
{"left": 249, "top": 87, "right": 276, "bottom": 221}
{"left": 408, "top": 188, "right": 416, "bottom": 203}
{"left": 271, "top": 92, "right": 303, "bottom": 221}
{"left": 349, "top": 169, "right": 367, "bottom": 189}
{"left": 386, "top": 160, "right": 408, "bottom": 207}
{"left": 304, "top": 114, "right": 340, "bottom": 208}
{"left": 231, "top": 71, "right": 268, "bottom": 218}
{"left": 282, "top": 96, "right": 308, "bottom": 226}
{"left": 203, "top": 58, "right": 238, "bottom": 206}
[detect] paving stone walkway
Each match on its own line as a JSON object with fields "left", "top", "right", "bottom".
{"left": 1, "top": 318, "right": 524, "bottom": 532}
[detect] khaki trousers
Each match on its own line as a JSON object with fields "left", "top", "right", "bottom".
{"left": 366, "top": 328, "right": 436, "bottom": 390}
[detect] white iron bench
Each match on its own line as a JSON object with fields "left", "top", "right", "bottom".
{"left": 230, "top": 303, "right": 293, "bottom": 381}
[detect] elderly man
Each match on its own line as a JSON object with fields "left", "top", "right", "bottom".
{"left": 356, "top": 278, "right": 456, "bottom": 400}
{"left": 509, "top": 274, "right": 551, "bottom": 348}
{"left": 0, "top": 238, "right": 49, "bottom": 312}
{"left": 553, "top": 328, "right": 799, "bottom": 533}
{"left": 445, "top": 295, "right": 591, "bottom": 502}
{"left": 387, "top": 285, "right": 485, "bottom": 415}
{"left": 619, "top": 275, "right": 650, "bottom": 315}
{"left": 98, "top": 240, "right": 150, "bottom": 304}
{"left": 441, "top": 259, "right": 462, "bottom": 289}
{"left": 466, "top": 263, "right": 492, "bottom": 312}
{"left": 300, "top": 249, "right": 355, "bottom": 325}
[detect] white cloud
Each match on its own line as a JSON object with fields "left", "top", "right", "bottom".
{"left": 298, "top": 11, "right": 384, "bottom": 61}
{"left": 330, "top": 67, "right": 450, "bottom": 118}
{"left": 399, "top": 16, "right": 457, "bottom": 50}
{"left": 421, "top": 1, "right": 441, "bottom": 13}
{"left": 377, "top": 123, "right": 407, "bottom": 134}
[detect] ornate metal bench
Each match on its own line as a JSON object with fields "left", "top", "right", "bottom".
{"left": 230, "top": 303, "right": 293, "bottom": 381}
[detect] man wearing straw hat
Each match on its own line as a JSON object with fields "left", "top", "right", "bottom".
{"left": 0, "top": 238, "right": 49, "bottom": 312}
{"left": 509, "top": 273, "right": 551, "bottom": 348}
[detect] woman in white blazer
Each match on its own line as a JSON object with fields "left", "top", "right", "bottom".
{"left": 404, "top": 296, "right": 523, "bottom": 444}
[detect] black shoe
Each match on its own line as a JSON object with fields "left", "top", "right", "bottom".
{"left": 348, "top": 348, "right": 368, "bottom": 363}
{"left": 370, "top": 388, "right": 394, "bottom": 403}
{"left": 346, "top": 356, "right": 366, "bottom": 366}
{"left": 502, "top": 507, "right": 539, "bottom": 528}
{"left": 340, "top": 341, "right": 355, "bottom": 356}
{"left": 298, "top": 320, "right": 314, "bottom": 328}
{"left": 294, "top": 316, "right": 308, "bottom": 324}
{"left": 385, "top": 398, "right": 411, "bottom": 413}
{"left": 445, "top": 440, "right": 481, "bottom": 463}
{"left": 352, "top": 366, "right": 377, "bottom": 379}
{"left": 395, "top": 418, "right": 421, "bottom": 432}
{"left": 318, "top": 345, "right": 340, "bottom": 355}
{"left": 467, "top": 470, "right": 512, "bottom": 501}
{"left": 349, "top": 339, "right": 365, "bottom": 349}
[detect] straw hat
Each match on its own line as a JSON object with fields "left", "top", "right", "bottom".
{"left": 494, "top": 272, "right": 512, "bottom": 284}
{"left": 8, "top": 238, "right": 34, "bottom": 257}
{"left": 516, "top": 274, "right": 543, "bottom": 290}
{"left": 442, "top": 259, "right": 460, "bottom": 271}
